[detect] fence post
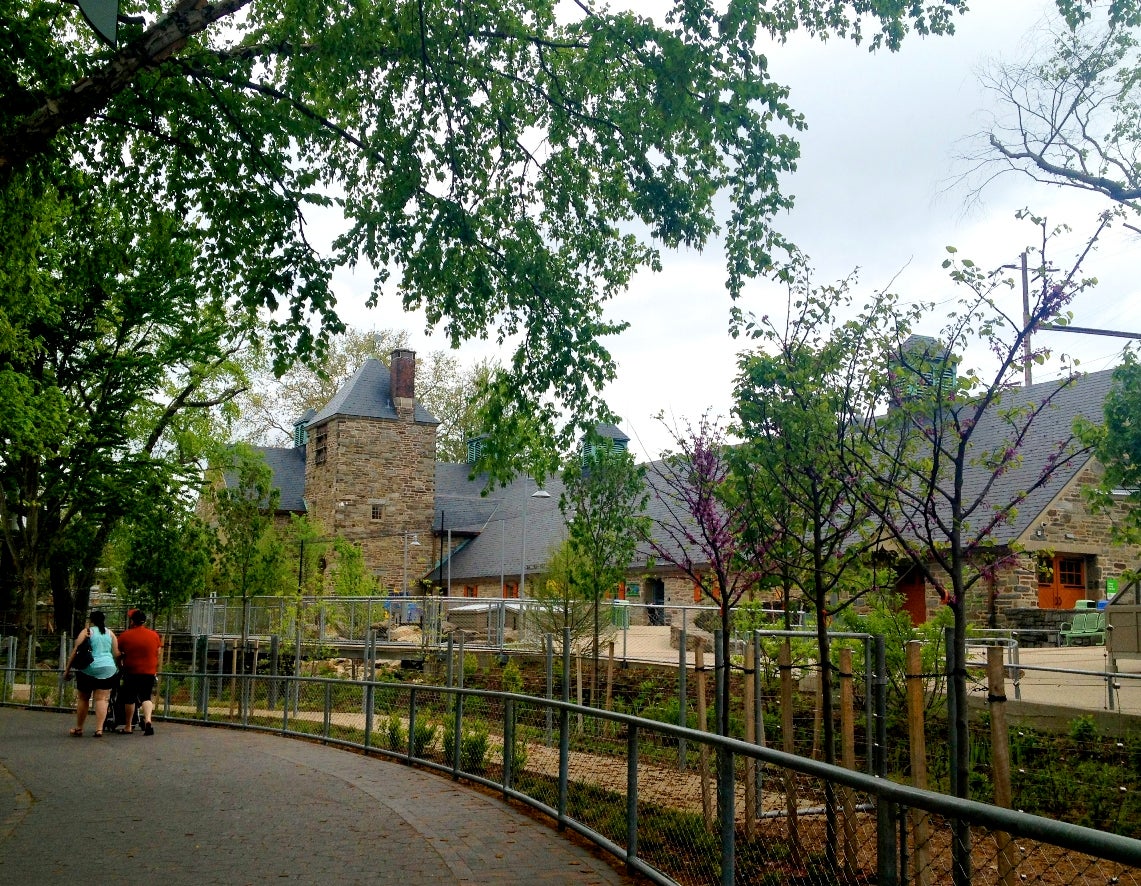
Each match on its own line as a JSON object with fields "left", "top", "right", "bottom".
{"left": 678, "top": 626, "right": 688, "bottom": 771}
{"left": 875, "top": 634, "right": 895, "bottom": 883}
{"left": 779, "top": 640, "right": 802, "bottom": 863}
{"left": 269, "top": 635, "right": 280, "bottom": 711}
{"left": 503, "top": 696, "right": 515, "bottom": 794}
{"left": 696, "top": 642, "right": 712, "bottom": 828}
{"left": 451, "top": 691, "right": 464, "bottom": 776}
{"left": 718, "top": 746, "right": 735, "bottom": 886}
{"left": 713, "top": 629, "right": 724, "bottom": 742}
{"left": 839, "top": 646, "right": 858, "bottom": 876}
{"left": 545, "top": 633, "right": 554, "bottom": 748}
{"left": 906, "top": 641, "right": 932, "bottom": 886}
{"left": 558, "top": 626, "right": 571, "bottom": 831}
{"left": 57, "top": 634, "right": 69, "bottom": 708}
{"left": 626, "top": 723, "right": 639, "bottom": 870}
{"left": 407, "top": 686, "right": 418, "bottom": 760}
{"left": 753, "top": 630, "right": 765, "bottom": 819}
{"left": 744, "top": 636, "right": 756, "bottom": 838}
{"left": 988, "top": 645, "right": 1016, "bottom": 886}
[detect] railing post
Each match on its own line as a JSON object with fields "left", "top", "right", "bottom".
{"left": 452, "top": 691, "right": 464, "bottom": 776}
{"left": 269, "top": 635, "right": 280, "bottom": 711}
{"left": 323, "top": 681, "right": 332, "bottom": 740}
{"left": 559, "top": 626, "right": 571, "bottom": 831}
{"left": 408, "top": 686, "right": 418, "bottom": 760}
{"left": 626, "top": 722, "right": 639, "bottom": 870}
{"left": 503, "top": 697, "right": 515, "bottom": 793}
{"left": 545, "top": 633, "right": 554, "bottom": 748}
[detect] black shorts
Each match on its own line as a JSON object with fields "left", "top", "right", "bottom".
{"left": 75, "top": 671, "right": 117, "bottom": 693}
{"left": 121, "top": 673, "right": 156, "bottom": 704}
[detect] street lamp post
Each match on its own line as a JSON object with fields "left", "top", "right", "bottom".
{"left": 520, "top": 482, "right": 550, "bottom": 598}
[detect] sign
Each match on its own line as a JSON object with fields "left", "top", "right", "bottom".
{"left": 78, "top": 0, "right": 119, "bottom": 47}
{"left": 1107, "top": 577, "right": 1119, "bottom": 597}
{"left": 626, "top": 582, "right": 640, "bottom": 598}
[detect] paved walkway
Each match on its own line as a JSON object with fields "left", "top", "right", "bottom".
{"left": 0, "top": 708, "right": 635, "bottom": 885}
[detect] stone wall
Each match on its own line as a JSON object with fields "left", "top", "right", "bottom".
{"left": 995, "top": 465, "right": 1141, "bottom": 614}
{"left": 304, "top": 413, "right": 437, "bottom": 591}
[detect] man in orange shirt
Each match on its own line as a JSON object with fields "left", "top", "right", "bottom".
{"left": 117, "top": 609, "right": 163, "bottom": 735}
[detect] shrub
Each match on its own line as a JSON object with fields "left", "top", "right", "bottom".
{"left": 386, "top": 714, "right": 406, "bottom": 751}
{"left": 1069, "top": 714, "right": 1098, "bottom": 744}
{"left": 461, "top": 728, "right": 489, "bottom": 773}
{"left": 502, "top": 658, "right": 524, "bottom": 695}
{"left": 412, "top": 720, "right": 437, "bottom": 756}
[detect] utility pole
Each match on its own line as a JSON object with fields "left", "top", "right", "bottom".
{"left": 1021, "top": 251, "right": 1032, "bottom": 388}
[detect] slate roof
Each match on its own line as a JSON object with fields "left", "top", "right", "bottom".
{"left": 308, "top": 358, "right": 437, "bottom": 426}
{"left": 941, "top": 367, "right": 1113, "bottom": 545}
{"left": 251, "top": 365, "right": 1119, "bottom": 584}
{"left": 222, "top": 446, "right": 307, "bottom": 513}
{"left": 438, "top": 469, "right": 567, "bottom": 581}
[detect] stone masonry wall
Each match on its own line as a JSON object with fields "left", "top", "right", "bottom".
{"left": 993, "top": 464, "right": 1141, "bottom": 616}
{"left": 305, "top": 414, "right": 437, "bottom": 592}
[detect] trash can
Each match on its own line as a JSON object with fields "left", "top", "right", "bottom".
{"left": 611, "top": 600, "right": 630, "bottom": 630}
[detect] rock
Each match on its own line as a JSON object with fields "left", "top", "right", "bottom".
{"left": 390, "top": 624, "right": 422, "bottom": 643}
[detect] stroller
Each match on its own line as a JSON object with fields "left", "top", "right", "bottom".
{"left": 103, "top": 675, "right": 143, "bottom": 734}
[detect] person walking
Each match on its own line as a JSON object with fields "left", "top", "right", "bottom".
{"left": 64, "top": 610, "right": 119, "bottom": 737}
{"left": 117, "top": 608, "right": 163, "bottom": 735}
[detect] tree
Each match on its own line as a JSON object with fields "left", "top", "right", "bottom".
{"left": 0, "top": 171, "right": 248, "bottom": 639}
{"left": 1, "top": 0, "right": 970, "bottom": 486}
{"left": 1078, "top": 349, "right": 1141, "bottom": 558}
{"left": 328, "top": 537, "right": 378, "bottom": 597}
{"left": 846, "top": 217, "right": 1105, "bottom": 882}
{"left": 208, "top": 444, "right": 289, "bottom": 667}
{"left": 732, "top": 265, "right": 888, "bottom": 760}
{"left": 976, "top": 5, "right": 1141, "bottom": 229}
{"left": 642, "top": 413, "right": 776, "bottom": 737}
{"left": 117, "top": 489, "right": 214, "bottom": 619}
{"left": 559, "top": 432, "right": 648, "bottom": 705}
{"left": 528, "top": 539, "right": 603, "bottom": 659}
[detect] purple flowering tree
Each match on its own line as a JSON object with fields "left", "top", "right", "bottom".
{"left": 847, "top": 214, "right": 1109, "bottom": 857}
{"left": 642, "top": 412, "right": 778, "bottom": 737}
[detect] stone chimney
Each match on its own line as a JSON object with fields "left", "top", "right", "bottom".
{"left": 390, "top": 349, "right": 416, "bottom": 420}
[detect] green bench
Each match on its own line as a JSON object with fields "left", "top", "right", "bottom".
{"left": 1058, "top": 611, "right": 1106, "bottom": 646}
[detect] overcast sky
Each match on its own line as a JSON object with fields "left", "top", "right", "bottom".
{"left": 332, "top": 0, "right": 1141, "bottom": 462}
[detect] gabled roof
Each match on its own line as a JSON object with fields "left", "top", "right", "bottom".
{"left": 439, "top": 469, "right": 567, "bottom": 581}
{"left": 308, "top": 358, "right": 437, "bottom": 426}
{"left": 952, "top": 368, "right": 1113, "bottom": 544}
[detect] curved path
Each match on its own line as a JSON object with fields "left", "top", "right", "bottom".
{"left": 0, "top": 708, "right": 634, "bottom": 885}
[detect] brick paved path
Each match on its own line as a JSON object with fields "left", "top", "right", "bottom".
{"left": 0, "top": 708, "right": 634, "bottom": 885}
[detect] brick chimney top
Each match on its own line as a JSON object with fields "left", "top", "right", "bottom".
{"left": 390, "top": 349, "right": 416, "bottom": 420}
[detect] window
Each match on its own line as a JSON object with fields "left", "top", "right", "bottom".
{"left": 1058, "top": 557, "right": 1085, "bottom": 588}
{"left": 464, "top": 585, "right": 478, "bottom": 598}
{"left": 504, "top": 582, "right": 519, "bottom": 599}
{"left": 371, "top": 503, "right": 385, "bottom": 521}
{"left": 314, "top": 426, "right": 328, "bottom": 465}
{"left": 617, "top": 582, "right": 626, "bottom": 601}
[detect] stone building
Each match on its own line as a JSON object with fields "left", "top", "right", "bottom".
{"left": 249, "top": 351, "right": 1140, "bottom": 629}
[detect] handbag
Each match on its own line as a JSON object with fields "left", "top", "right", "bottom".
{"left": 72, "top": 635, "right": 94, "bottom": 671}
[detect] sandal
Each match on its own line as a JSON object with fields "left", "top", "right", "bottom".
{"left": 93, "top": 731, "right": 102, "bottom": 738}
{"left": 68, "top": 728, "right": 83, "bottom": 737}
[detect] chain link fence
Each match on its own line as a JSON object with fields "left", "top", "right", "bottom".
{"left": 5, "top": 642, "right": 1140, "bottom": 885}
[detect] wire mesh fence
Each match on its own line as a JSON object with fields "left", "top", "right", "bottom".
{"left": 6, "top": 654, "right": 1140, "bottom": 886}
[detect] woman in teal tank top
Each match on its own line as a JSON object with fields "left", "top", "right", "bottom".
{"left": 65, "top": 610, "right": 120, "bottom": 737}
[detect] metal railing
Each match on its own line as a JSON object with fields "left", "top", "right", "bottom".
{"left": 4, "top": 663, "right": 1140, "bottom": 884}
